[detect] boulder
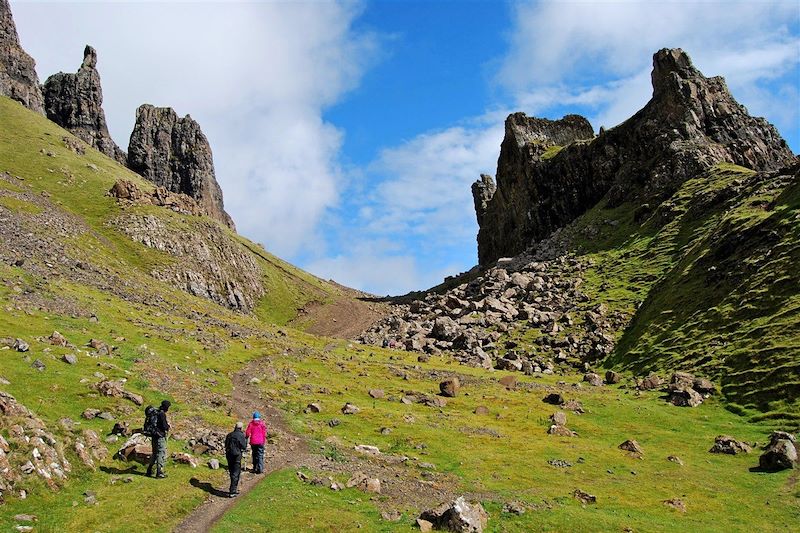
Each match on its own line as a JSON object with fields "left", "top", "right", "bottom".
{"left": 171, "top": 452, "right": 198, "bottom": 468}
{"left": 604, "top": 371, "right": 621, "bottom": 384}
{"left": 368, "top": 389, "right": 385, "bottom": 399}
{"left": 709, "top": 435, "right": 751, "bottom": 455}
{"left": 548, "top": 424, "right": 576, "bottom": 437}
{"left": 116, "top": 434, "right": 151, "bottom": 464}
{"left": 583, "top": 373, "right": 603, "bottom": 387}
{"left": 498, "top": 375, "right": 517, "bottom": 389}
{"left": 341, "top": 403, "right": 360, "bottom": 415}
{"left": 669, "top": 387, "right": 703, "bottom": 407}
{"left": 440, "top": 377, "right": 460, "bottom": 398}
{"left": 758, "top": 431, "right": 797, "bottom": 471}
{"left": 542, "top": 393, "right": 564, "bottom": 405}
{"left": 638, "top": 374, "right": 663, "bottom": 390}
{"left": 550, "top": 411, "right": 567, "bottom": 426}
{"left": 619, "top": 439, "right": 644, "bottom": 455}
{"left": 419, "top": 496, "right": 489, "bottom": 532}
{"left": 304, "top": 403, "right": 322, "bottom": 414}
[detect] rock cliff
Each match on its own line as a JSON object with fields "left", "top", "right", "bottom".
{"left": 127, "top": 104, "right": 235, "bottom": 230}
{"left": 474, "top": 48, "right": 795, "bottom": 265}
{"left": 42, "top": 46, "right": 126, "bottom": 164}
{"left": 0, "top": 0, "right": 44, "bottom": 113}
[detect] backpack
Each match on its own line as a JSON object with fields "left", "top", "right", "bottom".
{"left": 143, "top": 406, "right": 159, "bottom": 437}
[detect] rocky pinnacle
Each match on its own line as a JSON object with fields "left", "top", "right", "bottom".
{"left": 473, "top": 48, "right": 795, "bottom": 265}
{"left": 43, "top": 45, "right": 126, "bottom": 164}
{"left": 0, "top": 0, "right": 45, "bottom": 113}
{"left": 127, "top": 104, "right": 235, "bottom": 230}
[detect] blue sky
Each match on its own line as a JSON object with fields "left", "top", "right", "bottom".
{"left": 12, "top": 0, "right": 800, "bottom": 295}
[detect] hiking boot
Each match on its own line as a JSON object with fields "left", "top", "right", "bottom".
{"left": 156, "top": 472, "right": 167, "bottom": 479}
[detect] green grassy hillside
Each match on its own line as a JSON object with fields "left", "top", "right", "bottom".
{"left": 542, "top": 162, "right": 800, "bottom": 422}
{"left": 0, "top": 95, "right": 797, "bottom": 532}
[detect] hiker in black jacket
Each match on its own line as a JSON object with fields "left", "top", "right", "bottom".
{"left": 225, "top": 421, "right": 247, "bottom": 497}
{"left": 146, "top": 400, "right": 171, "bottom": 478}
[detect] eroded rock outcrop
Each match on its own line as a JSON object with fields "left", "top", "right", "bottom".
{"left": 474, "top": 48, "right": 795, "bottom": 265}
{"left": 109, "top": 212, "right": 263, "bottom": 312}
{"left": 127, "top": 104, "right": 235, "bottom": 229}
{"left": 42, "top": 45, "right": 125, "bottom": 163}
{"left": 0, "top": 0, "right": 44, "bottom": 113}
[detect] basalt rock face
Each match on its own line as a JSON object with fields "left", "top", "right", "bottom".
{"left": 127, "top": 104, "right": 235, "bottom": 230}
{"left": 0, "top": 0, "right": 45, "bottom": 113}
{"left": 42, "top": 46, "right": 126, "bottom": 164}
{"left": 474, "top": 48, "right": 795, "bottom": 265}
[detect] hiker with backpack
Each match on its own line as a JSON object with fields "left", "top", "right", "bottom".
{"left": 224, "top": 421, "right": 247, "bottom": 497}
{"left": 245, "top": 411, "right": 267, "bottom": 474}
{"left": 144, "top": 400, "right": 171, "bottom": 478}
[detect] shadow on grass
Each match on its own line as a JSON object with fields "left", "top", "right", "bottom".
{"left": 100, "top": 465, "right": 149, "bottom": 477}
{"left": 190, "top": 477, "right": 229, "bottom": 497}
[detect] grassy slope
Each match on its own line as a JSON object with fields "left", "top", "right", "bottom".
{"left": 215, "top": 340, "right": 799, "bottom": 531}
{"left": 0, "top": 96, "right": 338, "bottom": 529}
{"left": 0, "top": 96, "right": 798, "bottom": 531}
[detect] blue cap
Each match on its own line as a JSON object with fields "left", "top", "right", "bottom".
{"left": 253, "top": 411, "right": 261, "bottom": 420}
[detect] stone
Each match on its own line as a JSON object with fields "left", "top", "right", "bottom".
{"left": 498, "top": 375, "right": 517, "bottom": 389}
{"left": 638, "top": 374, "right": 663, "bottom": 390}
{"left": 663, "top": 498, "right": 686, "bottom": 513}
{"left": 368, "top": 389, "right": 384, "bottom": 399}
{"left": 381, "top": 510, "right": 401, "bottom": 522}
{"left": 502, "top": 501, "right": 526, "bottom": 515}
{"left": 548, "top": 424, "right": 576, "bottom": 437}
{"left": 127, "top": 104, "right": 234, "bottom": 229}
{"left": 667, "top": 455, "right": 684, "bottom": 466}
{"left": 116, "top": 434, "right": 152, "bottom": 464}
{"left": 304, "top": 403, "right": 322, "bottom": 414}
{"left": 692, "top": 377, "right": 715, "bottom": 395}
{"left": 758, "top": 432, "right": 797, "bottom": 471}
{"left": 341, "top": 403, "right": 360, "bottom": 415}
{"left": 439, "top": 377, "right": 460, "bottom": 397}
{"left": 605, "top": 370, "right": 621, "bottom": 384}
{"left": 416, "top": 518, "right": 434, "bottom": 532}
{"left": 13, "top": 338, "right": 28, "bottom": 352}
{"left": 346, "top": 472, "right": 381, "bottom": 494}
{"left": 49, "top": 331, "right": 69, "bottom": 347}
{"left": 354, "top": 444, "right": 381, "bottom": 455}
{"left": 474, "top": 406, "right": 489, "bottom": 415}
{"left": 619, "top": 440, "right": 644, "bottom": 455}
{"left": 573, "top": 489, "right": 596, "bottom": 505}
{"left": 583, "top": 373, "right": 603, "bottom": 387}
{"left": 110, "top": 422, "right": 130, "bottom": 437}
{"left": 709, "top": 435, "right": 752, "bottom": 455}
{"left": 31, "top": 359, "right": 45, "bottom": 372}
{"left": 0, "top": 0, "right": 45, "bottom": 113}
{"left": 542, "top": 393, "right": 564, "bottom": 405}
{"left": 13, "top": 514, "right": 36, "bottom": 523}
{"left": 327, "top": 418, "right": 340, "bottom": 427}
{"left": 550, "top": 411, "right": 567, "bottom": 426}
{"left": 562, "top": 399, "right": 585, "bottom": 413}
{"left": 669, "top": 387, "right": 704, "bottom": 407}
{"left": 172, "top": 452, "right": 198, "bottom": 468}
{"left": 42, "top": 46, "right": 125, "bottom": 163}
{"left": 420, "top": 496, "right": 489, "bottom": 532}
{"left": 82, "top": 408, "right": 101, "bottom": 420}
{"left": 62, "top": 354, "right": 78, "bottom": 365}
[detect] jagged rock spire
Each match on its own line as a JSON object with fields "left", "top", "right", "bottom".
{"left": 474, "top": 48, "right": 795, "bottom": 265}
{"left": 42, "top": 45, "right": 126, "bottom": 164}
{"left": 127, "top": 104, "right": 235, "bottom": 230}
{"left": 0, "top": 0, "right": 45, "bottom": 113}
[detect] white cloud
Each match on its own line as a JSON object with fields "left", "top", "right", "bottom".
{"left": 12, "top": 0, "right": 378, "bottom": 257}
{"left": 500, "top": 0, "right": 800, "bottom": 135}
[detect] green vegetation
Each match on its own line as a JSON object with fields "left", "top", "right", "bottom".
{"left": 1, "top": 94, "right": 797, "bottom": 532}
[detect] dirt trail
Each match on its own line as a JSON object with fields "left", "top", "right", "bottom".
{"left": 173, "top": 357, "right": 311, "bottom": 533}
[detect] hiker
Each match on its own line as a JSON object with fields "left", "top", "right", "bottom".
{"left": 224, "top": 421, "right": 247, "bottom": 497}
{"left": 145, "top": 400, "right": 171, "bottom": 478}
{"left": 245, "top": 411, "right": 267, "bottom": 474}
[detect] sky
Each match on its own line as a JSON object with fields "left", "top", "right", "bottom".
{"left": 11, "top": 0, "right": 800, "bottom": 295}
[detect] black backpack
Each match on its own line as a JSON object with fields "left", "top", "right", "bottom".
{"left": 143, "top": 406, "right": 159, "bottom": 437}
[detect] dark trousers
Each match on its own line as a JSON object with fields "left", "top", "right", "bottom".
{"left": 251, "top": 444, "right": 264, "bottom": 473}
{"left": 147, "top": 436, "right": 166, "bottom": 475}
{"left": 227, "top": 453, "right": 242, "bottom": 494}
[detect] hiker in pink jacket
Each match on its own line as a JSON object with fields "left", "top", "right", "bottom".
{"left": 245, "top": 411, "right": 267, "bottom": 474}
